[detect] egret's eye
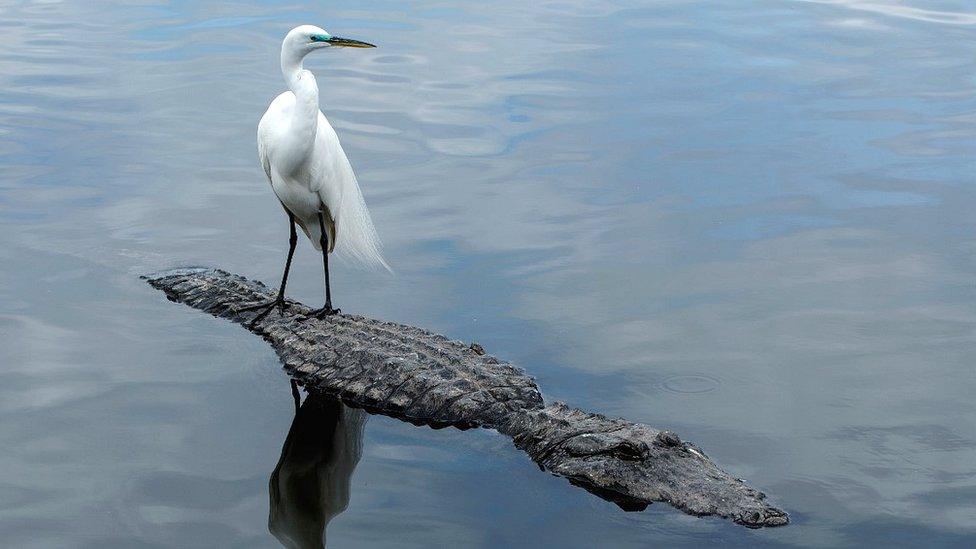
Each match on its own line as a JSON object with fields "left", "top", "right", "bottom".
{"left": 310, "top": 34, "right": 331, "bottom": 43}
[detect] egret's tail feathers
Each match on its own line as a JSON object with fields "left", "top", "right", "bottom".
{"left": 333, "top": 185, "right": 392, "bottom": 274}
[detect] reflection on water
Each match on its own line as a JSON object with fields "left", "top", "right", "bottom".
{"left": 270, "top": 390, "right": 367, "bottom": 549}
{"left": 0, "top": 0, "right": 974, "bottom": 546}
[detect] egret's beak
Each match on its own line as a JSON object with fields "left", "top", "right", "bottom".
{"left": 328, "top": 36, "right": 376, "bottom": 48}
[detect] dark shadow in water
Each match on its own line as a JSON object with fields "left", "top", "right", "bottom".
{"left": 269, "top": 386, "right": 367, "bottom": 549}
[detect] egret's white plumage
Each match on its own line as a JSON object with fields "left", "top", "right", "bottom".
{"left": 259, "top": 25, "right": 389, "bottom": 272}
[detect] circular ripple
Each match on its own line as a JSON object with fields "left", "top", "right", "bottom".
{"left": 661, "top": 374, "right": 721, "bottom": 394}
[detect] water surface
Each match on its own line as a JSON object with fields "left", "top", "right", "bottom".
{"left": 1, "top": 0, "right": 975, "bottom": 546}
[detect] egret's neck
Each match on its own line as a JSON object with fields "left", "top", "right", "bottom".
{"left": 281, "top": 47, "right": 319, "bottom": 144}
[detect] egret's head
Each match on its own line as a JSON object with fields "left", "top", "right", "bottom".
{"left": 283, "top": 25, "right": 376, "bottom": 55}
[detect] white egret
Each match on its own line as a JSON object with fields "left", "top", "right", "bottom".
{"left": 248, "top": 25, "right": 389, "bottom": 322}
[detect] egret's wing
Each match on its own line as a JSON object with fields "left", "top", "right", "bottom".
{"left": 259, "top": 138, "right": 273, "bottom": 185}
{"left": 258, "top": 103, "right": 293, "bottom": 217}
{"left": 257, "top": 104, "right": 278, "bottom": 187}
{"left": 310, "top": 111, "right": 391, "bottom": 272}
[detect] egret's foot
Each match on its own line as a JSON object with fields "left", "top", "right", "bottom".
{"left": 239, "top": 298, "right": 288, "bottom": 314}
{"left": 237, "top": 295, "right": 289, "bottom": 312}
{"left": 309, "top": 305, "right": 341, "bottom": 319}
{"left": 240, "top": 298, "right": 289, "bottom": 327}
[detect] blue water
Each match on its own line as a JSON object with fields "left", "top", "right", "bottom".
{"left": 1, "top": 0, "right": 974, "bottom": 546}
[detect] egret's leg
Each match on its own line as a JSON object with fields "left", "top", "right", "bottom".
{"left": 242, "top": 212, "right": 298, "bottom": 324}
{"left": 311, "top": 210, "right": 340, "bottom": 318}
{"left": 277, "top": 213, "right": 299, "bottom": 302}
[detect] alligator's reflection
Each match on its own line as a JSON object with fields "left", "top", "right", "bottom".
{"left": 269, "top": 386, "right": 367, "bottom": 548}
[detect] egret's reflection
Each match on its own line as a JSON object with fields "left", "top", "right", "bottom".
{"left": 269, "top": 386, "right": 367, "bottom": 548}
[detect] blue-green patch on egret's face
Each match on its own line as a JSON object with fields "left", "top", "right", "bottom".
{"left": 310, "top": 32, "right": 376, "bottom": 48}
